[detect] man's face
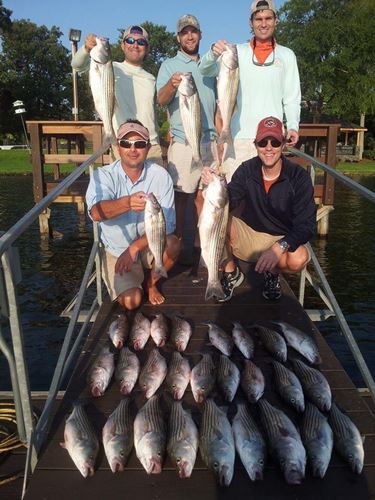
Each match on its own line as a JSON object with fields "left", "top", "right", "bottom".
{"left": 121, "top": 33, "right": 149, "bottom": 66}
{"left": 251, "top": 10, "right": 276, "bottom": 41}
{"left": 177, "top": 27, "right": 201, "bottom": 55}
{"left": 117, "top": 132, "right": 150, "bottom": 170}
{"left": 256, "top": 137, "right": 284, "bottom": 168}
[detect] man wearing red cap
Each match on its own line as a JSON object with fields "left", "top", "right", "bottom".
{"left": 86, "top": 119, "right": 181, "bottom": 308}
{"left": 200, "top": 0, "right": 301, "bottom": 181}
{"left": 201, "top": 116, "right": 316, "bottom": 301}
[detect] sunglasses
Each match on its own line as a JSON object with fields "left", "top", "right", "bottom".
{"left": 118, "top": 139, "right": 149, "bottom": 149}
{"left": 123, "top": 36, "right": 148, "bottom": 46}
{"left": 252, "top": 37, "right": 275, "bottom": 67}
{"left": 256, "top": 138, "right": 282, "bottom": 148}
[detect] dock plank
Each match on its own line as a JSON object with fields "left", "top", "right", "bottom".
{"left": 17, "top": 264, "right": 375, "bottom": 499}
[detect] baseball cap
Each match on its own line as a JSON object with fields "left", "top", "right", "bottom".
{"left": 122, "top": 25, "right": 149, "bottom": 42}
{"left": 177, "top": 14, "right": 200, "bottom": 33}
{"left": 255, "top": 117, "right": 284, "bottom": 142}
{"left": 117, "top": 121, "right": 150, "bottom": 141}
{"left": 250, "top": 0, "right": 277, "bottom": 16}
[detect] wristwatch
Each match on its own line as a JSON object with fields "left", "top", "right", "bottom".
{"left": 277, "top": 239, "right": 290, "bottom": 254}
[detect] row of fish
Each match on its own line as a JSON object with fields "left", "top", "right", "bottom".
{"left": 61, "top": 395, "right": 364, "bottom": 484}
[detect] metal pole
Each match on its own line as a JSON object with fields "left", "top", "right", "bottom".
{"left": 71, "top": 40, "right": 79, "bottom": 121}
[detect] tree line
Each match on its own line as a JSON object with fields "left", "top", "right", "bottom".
{"left": 0, "top": 0, "right": 374, "bottom": 145}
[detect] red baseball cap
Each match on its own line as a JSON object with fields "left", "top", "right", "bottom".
{"left": 255, "top": 116, "right": 284, "bottom": 142}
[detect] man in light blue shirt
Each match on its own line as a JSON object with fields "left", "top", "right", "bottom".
{"left": 86, "top": 120, "right": 181, "bottom": 308}
{"left": 156, "top": 14, "right": 218, "bottom": 250}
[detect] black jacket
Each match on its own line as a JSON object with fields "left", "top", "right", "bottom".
{"left": 228, "top": 156, "right": 316, "bottom": 252}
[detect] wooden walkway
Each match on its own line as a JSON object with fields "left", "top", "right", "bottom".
{"left": 3, "top": 262, "right": 375, "bottom": 499}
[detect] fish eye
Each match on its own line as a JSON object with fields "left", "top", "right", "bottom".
{"left": 120, "top": 450, "right": 125, "bottom": 457}
{"left": 213, "top": 461, "right": 219, "bottom": 469}
{"left": 259, "top": 459, "right": 264, "bottom": 465}
{"left": 201, "top": 385, "right": 205, "bottom": 390}
{"left": 172, "top": 384, "right": 176, "bottom": 389}
{"left": 157, "top": 452, "right": 161, "bottom": 457}
{"left": 176, "top": 458, "right": 181, "bottom": 464}
{"left": 291, "top": 398, "right": 295, "bottom": 403}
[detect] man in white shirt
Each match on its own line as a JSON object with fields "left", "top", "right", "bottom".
{"left": 72, "top": 25, "right": 163, "bottom": 165}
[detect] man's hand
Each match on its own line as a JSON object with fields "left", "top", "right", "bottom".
{"left": 201, "top": 166, "right": 220, "bottom": 186}
{"left": 255, "top": 243, "right": 284, "bottom": 274}
{"left": 286, "top": 129, "right": 299, "bottom": 147}
{"left": 129, "top": 192, "right": 147, "bottom": 212}
{"left": 211, "top": 40, "right": 229, "bottom": 57}
{"left": 84, "top": 34, "right": 97, "bottom": 53}
{"left": 170, "top": 72, "right": 183, "bottom": 90}
{"left": 115, "top": 244, "right": 139, "bottom": 275}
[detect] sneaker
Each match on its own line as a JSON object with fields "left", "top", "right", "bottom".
{"left": 217, "top": 266, "right": 245, "bottom": 302}
{"left": 263, "top": 271, "right": 282, "bottom": 300}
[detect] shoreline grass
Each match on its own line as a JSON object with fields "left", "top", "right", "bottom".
{"left": 1, "top": 149, "right": 375, "bottom": 176}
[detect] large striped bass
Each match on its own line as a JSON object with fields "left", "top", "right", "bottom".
{"left": 217, "top": 44, "right": 239, "bottom": 146}
{"left": 144, "top": 193, "right": 167, "bottom": 279}
{"left": 89, "top": 36, "right": 115, "bottom": 144}
{"left": 178, "top": 72, "right": 202, "bottom": 167}
{"left": 60, "top": 401, "right": 99, "bottom": 478}
{"left": 199, "top": 173, "right": 229, "bottom": 301}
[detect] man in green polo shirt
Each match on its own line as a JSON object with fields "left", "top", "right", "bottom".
{"left": 156, "top": 14, "right": 218, "bottom": 258}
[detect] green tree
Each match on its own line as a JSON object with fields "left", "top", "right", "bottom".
{"left": 277, "top": 0, "right": 375, "bottom": 123}
{"left": 0, "top": 0, "right": 12, "bottom": 33}
{"left": 0, "top": 19, "right": 73, "bottom": 136}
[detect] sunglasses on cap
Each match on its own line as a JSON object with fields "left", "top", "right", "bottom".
{"left": 123, "top": 36, "right": 148, "bottom": 46}
{"left": 118, "top": 139, "right": 149, "bottom": 149}
{"left": 256, "top": 138, "right": 282, "bottom": 148}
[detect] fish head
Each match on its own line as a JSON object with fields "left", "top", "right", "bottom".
{"left": 193, "top": 386, "right": 206, "bottom": 404}
{"left": 145, "top": 193, "right": 161, "bottom": 215}
{"left": 310, "top": 455, "right": 329, "bottom": 479}
{"left": 175, "top": 338, "right": 186, "bottom": 352}
{"left": 172, "top": 384, "right": 184, "bottom": 400}
{"left": 133, "top": 339, "right": 143, "bottom": 351}
{"left": 176, "top": 457, "right": 194, "bottom": 479}
{"left": 109, "top": 456, "right": 125, "bottom": 474}
{"left": 143, "top": 454, "right": 163, "bottom": 474}
{"left": 221, "top": 43, "right": 238, "bottom": 69}
{"left": 205, "top": 173, "right": 228, "bottom": 208}
{"left": 213, "top": 462, "right": 233, "bottom": 487}
{"left": 279, "top": 447, "right": 306, "bottom": 485}
{"left": 91, "top": 37, "right": 111, "bottom": 64}
{"left": 178, "top": 72, "right": 196, "bottom": 96}
{"left": 287, "top": 387, "right": 305, "bottom": 413}
{"left": 72, "top": 446, "right": 96, "bottom": 478}
{"left": 90, "top": 382, "right": 104, "bottom": 398}
{"left": 312, "top": 389, "right": 331, "bottom": 412}
{"left": 345, "top": 443, "right": 364, "bottom": 474}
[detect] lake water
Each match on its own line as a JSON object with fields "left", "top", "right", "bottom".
{"left": 0, "top": 174, "right": 374, "bottom": 389}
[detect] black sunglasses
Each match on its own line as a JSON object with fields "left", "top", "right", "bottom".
{"left": 118, "top": 139, "right": 149, "bottom": 149}
{"left": 256, "top": 138, "right": 282, "bottom": 148}
{"left": 123, "top": 36, "right": 148, "bottom": 46}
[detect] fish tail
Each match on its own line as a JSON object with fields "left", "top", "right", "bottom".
{"left": 217, "top": 129, "right": 233, "bottom": 146}
{"left": 192, "top": 157, "right": 203, "bottom": 170}
{"left": 205, "top": 280, "right": 225, "bottom": 301}
{"left": 154, "top": 265, "right": 168, "bottom": 279}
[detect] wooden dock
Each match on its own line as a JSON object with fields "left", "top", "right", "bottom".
{"left": 3, "top": 263, "right": 375, "bottom": 499}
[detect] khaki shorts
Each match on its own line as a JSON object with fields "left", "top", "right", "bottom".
{"left": 221, "top": 139, "right": 257, "bottom": 182}
{"left": 168, "top": 140, "right": 218, "bottom": 193}
{"left": 230, "top": 217, "right": 311, "bottom": 263}
{"left": 111, "top": 143, "right": 164, "bottom": 167}
{"left": 101, "top": 248, "right": 154, "bottom": 301}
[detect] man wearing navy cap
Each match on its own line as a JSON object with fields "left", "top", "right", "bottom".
{"left": 72, "top": 25, "right": 163, "bottom": 165}
{"left": 201, "top": 116, "right": 316, "bottom": 302}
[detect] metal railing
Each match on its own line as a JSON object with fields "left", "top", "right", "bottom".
{"left": 289, "top": 146, "right": 375, "bottom": 405}
{"left": 0, "top": 143, "right": 108, "bottom": 464}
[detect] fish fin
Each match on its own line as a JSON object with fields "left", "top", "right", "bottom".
{"left": 217, "top": 129, "right": 233, "bottom": 146}
{"left": 205, "top": 281, "right": 225, "bottom": 301}
{"left": 192, "top": 158, "right": 203, "bottom": 170}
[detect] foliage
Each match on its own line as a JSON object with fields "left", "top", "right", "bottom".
{"left": 363, "top": 150, "right": 375, "bottom": 161}
{"left": 0, "top": 0, "right": 12, "bottom": 33}
{"left": 277, "top": 0, "right": 375, "bottom": 122}
{"left": 0, "top": 19, "right": 72, "bottom": 136}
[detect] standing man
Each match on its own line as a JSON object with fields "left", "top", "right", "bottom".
{"left": 202, "top": 117, "right": 316, "bottom": 302}
{"left": 86, "top": 119, "right": 181, "bottom": 309}
{"left": 199, "top": 0, "right": 301, "bottom": 180}
{"left": 156, "top": 14, "right": 217, "bottom": 247}
{"left": 72, "top": 25, "right": 163, "bottom": 165}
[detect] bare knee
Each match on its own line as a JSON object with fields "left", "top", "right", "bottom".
{"left": 117, "top": 287, "right": 142, "bottom": 310}
{"left": 166, "top": 234, "right": 182, "bottom": 259}
{"left": 285, "top": 246, "right": 309, "bottom": 273}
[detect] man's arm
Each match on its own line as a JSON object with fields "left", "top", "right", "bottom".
{"left": 71, "top": 34, "right": 97, "bottom": 73}
{"left": 90, "top": 192, "right": 146, "bottom": 221}
{"left": 283, "top": 51, "right": 301, "bottom": 147}
{"left": 157, "top": 72, "right": 182, "bottom": 106}
{"left": 198, "top": 41, "right": 226, "bottom": 77}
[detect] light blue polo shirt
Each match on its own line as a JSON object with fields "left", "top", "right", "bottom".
{"left": 156, "top": 51, "right": 217, "bottom": 144}
{"left": 86, "top": 160, "right": 176, "bottom": 257}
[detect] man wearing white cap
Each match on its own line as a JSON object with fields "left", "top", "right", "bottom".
{"left": 72, "top": 25, "right": 163, "bottom": 165}
{"left": 200, "top": 1, "right": 301, "bottom": 180}
{"left": 156, "top": 14, "right": 217, "bottom": 248}
{"left": 86, "top": 119, "right": 181, "bottom": 308}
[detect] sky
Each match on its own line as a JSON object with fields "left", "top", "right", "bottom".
{"left": 5, "top": 0, "right": 285, "bottom": 54}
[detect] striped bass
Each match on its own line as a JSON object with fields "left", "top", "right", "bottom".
{"left": 139, "top": 348, "right": 167, "bottom": 399}
{"left": 167, "top": 401, "right": 199, "bottom": 478}
{"left": 144, "top": 193, "right": 167, "bottom": 279}
{"left": 87, "top": 344, "right": 115, "bottom": 397}
{"left": 115, "top": 347, "right": 140, "bottom": 395}
{"left": 103, "top": 398, "right": 133, "bottom": 473}
{"left": 134, "top": 396, "right": 166, "bottom": 474}
{"left": 178, "top": 72, "right": 201, "bottom": 167}
{"left": 89, "top": 36, "right": 115, "bottom": 144}
{"left": 292, "top": 359, "right": 332, "bottom": 412}
{"left": 271, "top": 360, "right": 305, "bottom": 413}
{"left": 165, "top": 351, "right": 191, "bottom": 400}
{"left": 217, "top": 354, "right": 240, "bottom": 402}
{"left": 190, "top": 353, "right": 216, "bottom": 403}
{"left": 217, "top": 43, "right": 239, "bottom": 146}
{"left": 199, "top": 399, "right": 235, "bottom": 486}
{"left": 241, "top": 359, "right": 265, "bottom": 403}
{"left": 255, "top": 324, "right": 287, "bottom": 363}
{"left": 199, "top": 173, "right": 229, "bottom": 301}
{"left": 273, "top": 320, "right": 321, "bottom": 365}
{"left": 232, "top": 322, "right": 255, "bottom": 359}
{"left": 60, "top": 401, "right": 99, "bottom": 478}
{"left": 107, "top": 313, "right": 128, "bottom": 349}
{"left": 129, "top": 312, "right": 151, "bottom": 351}
{"left": 258, "top": 399, "right": 306, "bottom": 485}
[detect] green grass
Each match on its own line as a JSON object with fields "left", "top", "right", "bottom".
{"left": 1, "top": 149, "right": 375, "bottom": 175}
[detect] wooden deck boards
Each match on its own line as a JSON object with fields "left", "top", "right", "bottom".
{"left": 4, "top": 263, "right": 375, "bottom": 499}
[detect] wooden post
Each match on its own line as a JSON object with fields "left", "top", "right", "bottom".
{"left": 50, "top": 137, "right": 60, "bottom": 180}
{"left": 323, "top": 124, "right": 339, "bottom": 206}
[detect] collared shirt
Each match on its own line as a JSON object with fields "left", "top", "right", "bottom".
{"left": 156, "top": 50, "right": 217, "bottom": 143}
{"left": 86, "top": 160, "right": 176, "bottom": 257}
{"left": 228, "top": 156, "right": 316, "bottom": 251}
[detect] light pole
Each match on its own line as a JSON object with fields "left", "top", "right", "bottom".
{"left": 68, "top": 28, "right": 82, "bottom": 122}
{"left": 13, "top": 100, "right": 31, "bottom": 152}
